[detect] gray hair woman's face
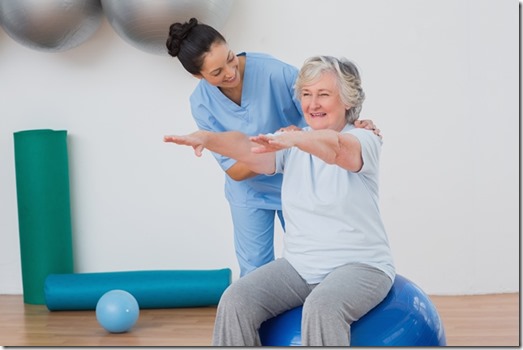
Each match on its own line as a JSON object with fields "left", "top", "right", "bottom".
{"left": 299, "top": 71, "right": 351, "bottom": 132}
{"left": 296, "top": 56, "right": 365, "bottom": 125}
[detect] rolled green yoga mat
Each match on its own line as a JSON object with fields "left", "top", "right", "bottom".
{"left": 44, "top": 269, "right": 232, "bottom": 310}
{"left": 14, "top": 129, "right": 74, "bottom": 305}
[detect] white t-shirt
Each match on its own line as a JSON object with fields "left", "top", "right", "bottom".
{"left": 274, "top": 124, "right": 395, "bottom": 284}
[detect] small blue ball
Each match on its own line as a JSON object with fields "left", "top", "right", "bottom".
{"left": 96, "top": 289, "right": 140, "bottom": 333}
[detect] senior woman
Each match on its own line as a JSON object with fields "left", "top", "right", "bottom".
{"left": 164, "top": 55, "right": 395, "bottom": 346}
{"left": 166, "top": 18, "right": 380, "bottom": 278}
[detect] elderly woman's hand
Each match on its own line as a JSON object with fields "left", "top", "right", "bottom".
{"left": 250, "top": 131, "right": 299, "bottom": 153}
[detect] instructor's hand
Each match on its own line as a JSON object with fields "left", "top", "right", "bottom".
{"left": 164, "top": 133, "right": 206, "bottom": 157}
{"left": 355, "top": 119, "right": 381, "bottom": 138}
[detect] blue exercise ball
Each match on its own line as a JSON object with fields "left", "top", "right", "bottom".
{"left": 96, "top": 289, "right": 140, "bottom": 333}
{"left": 259, "top": 275, "right": 446, "bottom": 346}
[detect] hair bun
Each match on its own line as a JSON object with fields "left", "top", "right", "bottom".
{"left": 166, "top": 17, "right": 199, "bottom": 57}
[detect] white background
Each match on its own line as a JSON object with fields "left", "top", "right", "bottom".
{"left": 0, "top": 0, "right": 518, "bottom": 295}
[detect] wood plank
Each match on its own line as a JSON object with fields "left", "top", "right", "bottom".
{"left": 430, "top": 293, "right": 520, "bottom": 346}
{"left": 0, "top": 294, "right": 519, "bottom": 346}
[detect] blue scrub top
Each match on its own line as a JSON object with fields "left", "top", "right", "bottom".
{"left": 190, "top": 52, "right": 305, "bottom": 210}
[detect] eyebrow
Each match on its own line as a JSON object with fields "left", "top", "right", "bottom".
{"left": 302, "top": 88, "right": 333, "bottom": 93}
{"left": 209, "top": 51, "right": 234, "bottom": 75}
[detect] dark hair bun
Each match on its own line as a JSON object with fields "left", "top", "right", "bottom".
{"left": 166, "top": 17, "right": 198, "bottom": 57}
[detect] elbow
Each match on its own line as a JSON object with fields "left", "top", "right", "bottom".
{"left": 334, "top": 134, "right": 363, "bottom": 172}
{"left": 228, "top": 172, "right": 253, "bottom": 181}
{"left": 226, "top": 163, "right": 258, "bottom": 181}
{"left": 334, "top": 153, "right": 363, "bottom": 172}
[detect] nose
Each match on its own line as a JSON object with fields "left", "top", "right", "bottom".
{"left": 309, "top": 95, "right": 320, "bottom": 109}
{"left": 224, "top": 65, "right": 235, "bottom": 80}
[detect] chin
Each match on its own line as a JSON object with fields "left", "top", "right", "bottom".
{"left": 307, "top": 119, "right": 327, "bottom": 128}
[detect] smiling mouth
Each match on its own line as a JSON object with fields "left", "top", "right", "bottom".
{"left": 310, "top": 112, "right": 326, "bottom": 118}
{"left": 224, "top": 73, "right": 237, "bottom": 83}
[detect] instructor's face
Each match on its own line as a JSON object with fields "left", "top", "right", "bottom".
{"left": 196, "top": 42, "right": 241, "bottom": 89}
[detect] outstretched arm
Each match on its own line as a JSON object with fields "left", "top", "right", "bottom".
{"left": 164, "top": 130, "right": 276, "bottom": 175}
{"left": 224, "top": 125, "right": 304, "bottom": 181}
{"left": 251, "top": 130, "right": 363, "bottom": 172}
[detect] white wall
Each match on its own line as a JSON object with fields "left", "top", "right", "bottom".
{"left": 0, "top": 0, "right": 518, "bottom": 295}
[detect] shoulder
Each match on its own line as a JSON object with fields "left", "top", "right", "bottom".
{"left": 242, "top": 51, "right": 276, "bottom": 61}
{"left": 345, "top": 126, "right": 382, "bottom": 147}
{"left": 344, "top": 126, "right": 382, "bottom": 174}
{"left": 190, "top": 79, "right": 213, "bottom": 101}
{"left": 244, "top": 52, "right": 297, "bottom": 71}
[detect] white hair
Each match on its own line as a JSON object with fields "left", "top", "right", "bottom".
{"left": 295, "top": 56, "right": 365, "bottom": 124}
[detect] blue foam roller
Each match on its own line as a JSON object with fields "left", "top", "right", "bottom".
{"left": 44, "top": 269, "right": 231, "bottom": 311}
{"left": 259, "top": 275, "right": 446, "bottom": 346}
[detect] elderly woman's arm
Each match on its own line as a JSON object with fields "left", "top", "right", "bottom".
{"left": 251, "top": 130, "right": 363, "bottom": 172}
{"left": 164, "top": 131, "right": 276, "bottom": 175}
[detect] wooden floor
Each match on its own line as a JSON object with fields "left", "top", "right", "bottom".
{"left": 0, "top": 293, "right": 519, "bottom": 346}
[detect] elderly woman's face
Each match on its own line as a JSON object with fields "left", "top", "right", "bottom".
{"left": 300, "top": 72, "right": 349, "bottom": 131}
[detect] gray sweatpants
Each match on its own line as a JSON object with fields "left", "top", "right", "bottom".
{"left": 212, "top": 258, "right": 392, "bottom": 346}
